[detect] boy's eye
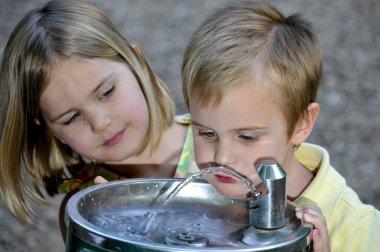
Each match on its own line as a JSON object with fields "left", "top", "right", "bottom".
{"left": 100, "top": 85, "right": 114, "bottom": 100}
{"left": 64, "top": 112, "right": 81, "bottom": 125}
{"left": 198, "top": 130, "right": 217, "bottom": 138}
{"left": 239, "top": 134, "right": 257, "bottom": 142}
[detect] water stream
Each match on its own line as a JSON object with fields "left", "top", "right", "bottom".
{"left": 141, "top": 164, "right": 268, "bottom": 234}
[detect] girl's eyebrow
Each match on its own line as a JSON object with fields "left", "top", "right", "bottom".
{"left": 51, "top": 73, "right": 115, "bottom": 123}
{"left": 92, "top": 73, "right": 115, "bottom": 94}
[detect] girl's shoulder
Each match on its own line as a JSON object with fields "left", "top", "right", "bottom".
{"left": 175, "top": 113, "right": 191, "bottom": 124}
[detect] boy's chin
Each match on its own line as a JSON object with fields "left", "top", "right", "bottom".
{"left": 210, "top": 182, "right": 250, "bottom": 199}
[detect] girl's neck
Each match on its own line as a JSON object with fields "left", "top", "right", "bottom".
{"left": 104, "top": 122, "right": 188, "bottom": 178}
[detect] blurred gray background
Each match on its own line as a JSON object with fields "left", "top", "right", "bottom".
{"left": 0, "top": 0, "right": 379, "bottom": 251}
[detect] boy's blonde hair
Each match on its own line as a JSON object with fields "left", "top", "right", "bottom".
{"left": 0, "top": 0, "right": 175, "bottom": 222}
{"left": 182, "top": 1, "right": 322, "bottom": 136}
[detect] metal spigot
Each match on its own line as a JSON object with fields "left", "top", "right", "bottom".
{"left": 249, "top": 159, "right": 287, "bottom": 230}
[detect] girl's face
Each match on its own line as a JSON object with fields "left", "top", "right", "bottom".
{"left": 189, "top": 79, "right": 298, "bottom": 199}
{"left": 40, "top": 57, "right": 149, "bottom": 162}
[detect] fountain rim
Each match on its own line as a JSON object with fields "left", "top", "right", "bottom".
{"left": 66, "top": 178, "right": 312, "bottom": 251}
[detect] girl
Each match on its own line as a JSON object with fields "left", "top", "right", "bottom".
{"left": 0, "top": 0, "right": 197, "bottom": 238}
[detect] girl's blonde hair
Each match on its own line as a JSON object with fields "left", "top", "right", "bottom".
{"left": 182, "top": 1, "right": 322, "bottom": 136}
{"left": 0, "top": 0, "right": 175, "bottom": 222}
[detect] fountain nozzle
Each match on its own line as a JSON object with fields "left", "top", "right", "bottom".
{"left": 249, "top": 159, "right": 287, "bottom": 230}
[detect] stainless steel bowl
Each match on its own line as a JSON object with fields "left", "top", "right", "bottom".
{"left": 65, "top": 178, "right": 311, "bottom": 251}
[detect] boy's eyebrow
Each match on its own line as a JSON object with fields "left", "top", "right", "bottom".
{"left": 191, "top": 120, "right": 209, "bottom": 128}
{"left": 51, "top": 74, "right": 115, "bottom": 123}
{"left": 191, "top": 120, "right": 267, "bottom": 131}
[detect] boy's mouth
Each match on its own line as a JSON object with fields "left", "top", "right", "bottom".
{"left": 214, "top": 174, "right": 237, "bottom": 184}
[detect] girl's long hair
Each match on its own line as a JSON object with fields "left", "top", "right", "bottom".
{"left": 0, "top": 0, "right": 175, "bottom": 222}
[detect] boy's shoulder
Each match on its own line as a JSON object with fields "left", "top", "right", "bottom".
{"left": 295, "top": 143, "right": 380, "bottom": 250}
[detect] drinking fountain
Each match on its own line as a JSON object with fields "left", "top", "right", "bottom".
{"left": 65, "top": 160, "right": 312, "bottom": 251}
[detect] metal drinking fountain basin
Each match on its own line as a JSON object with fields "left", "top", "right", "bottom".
{"left": 65, "top": 178, "right": 312, "bottom": 251}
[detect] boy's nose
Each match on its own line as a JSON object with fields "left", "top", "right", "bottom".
{"left": 214, "top": 141, "right": 236, "bottom": 166}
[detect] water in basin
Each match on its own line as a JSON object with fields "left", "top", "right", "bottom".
{"left": 93, "top": 208, "right": 249, "bottom": 247}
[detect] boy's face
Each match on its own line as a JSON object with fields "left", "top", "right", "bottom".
{"left": 40, "top": 57, "right": 149, "bottom": 162}
{"left": 190, "top": 80, "right": 296, "bottom": 199}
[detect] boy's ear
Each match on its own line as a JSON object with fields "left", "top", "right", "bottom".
{"left": 290, "top": 102, "right": 320, "bottom": 145}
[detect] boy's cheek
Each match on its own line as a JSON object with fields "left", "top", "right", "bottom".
{"left": 193, "top": 143, "right": 214, "bottom": 166}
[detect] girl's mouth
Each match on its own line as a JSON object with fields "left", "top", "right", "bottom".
{"left": 104, "top": 130, "right": 124, "bottom": 147}
{"left": 214, "top": 174, "right": 237, "bottom": 184}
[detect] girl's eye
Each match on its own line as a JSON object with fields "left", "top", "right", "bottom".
{"left": 100, "top": 85, "right": 114, "bottom": 100}
{"left": 64, "top": 112, "right": 81, "bottom": 125}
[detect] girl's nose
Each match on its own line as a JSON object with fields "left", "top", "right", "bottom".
{"left": 90, "top": 112, "right": 111, "bottom": 132}
{"left": 214, "top": 141, "right": 236, "bottom": 166}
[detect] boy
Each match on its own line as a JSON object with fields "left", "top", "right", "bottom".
{"left": 181, "top": 2, "right": 380, "bottom": 251}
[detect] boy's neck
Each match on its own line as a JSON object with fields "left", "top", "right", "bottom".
{"left": 285, "top": 161, "right": 314, "bottom": 201}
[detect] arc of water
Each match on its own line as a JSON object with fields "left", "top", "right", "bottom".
{"left": 141, "top": 164, "right": 269, "bottom": 234}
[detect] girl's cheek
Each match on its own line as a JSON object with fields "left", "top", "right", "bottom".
{"left": 65, "top": 136, "right": 90, "bottom": 154}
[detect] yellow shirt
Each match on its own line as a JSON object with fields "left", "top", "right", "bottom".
{"left": 295, "top": 143, "right": 380, "bottom": 252}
